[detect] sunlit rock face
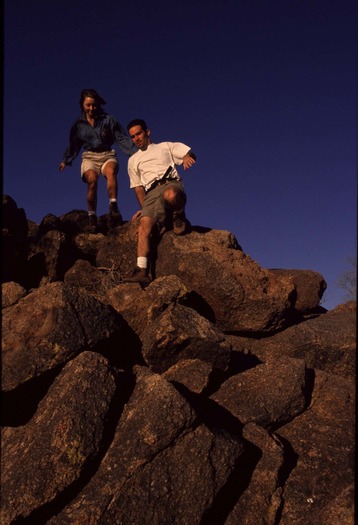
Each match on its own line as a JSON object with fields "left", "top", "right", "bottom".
{"left": 1, "top": 195, "right": 354, "bottom": 525}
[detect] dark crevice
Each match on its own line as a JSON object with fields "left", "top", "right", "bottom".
{"left": 12, "top": 370, "right": 136, "bottom": 525}
{"left": 171, "top": 383, "right": 262, "bottom": 523}
{"left": 93, "top": 321, "right": 146, "bottom": 371}
{"left": 202, "top": 351, "right": 262, "bottom": 397}
{"left": 200, "top": 439, "right": 262, "bottom": 525}
{"left": 271, "top": 434, "right": 299, "bottom": 525}
{"left": 172, "top": 381, "right": 243, "bottom": 440}
{"left": 179, "top": 291, "right": 216, "bottom": 324}
{"left": 303, "top": 367, "right": 315, "bottom": 409}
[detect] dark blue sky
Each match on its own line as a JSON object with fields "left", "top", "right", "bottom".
{"left": 4, "top": 0, "right": 357, "bottom": 310}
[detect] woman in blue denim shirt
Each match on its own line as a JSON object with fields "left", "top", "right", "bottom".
{"left": 59, "top": 88, "right": 137, "bottom": 231}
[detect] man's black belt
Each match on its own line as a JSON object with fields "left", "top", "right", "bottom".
{"left": 146, "top": 167, "right": 178, "bottom": 193}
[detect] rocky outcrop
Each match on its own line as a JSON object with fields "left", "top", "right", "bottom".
{"left": 1, "top": 195, "right": 355, "bottom": 525}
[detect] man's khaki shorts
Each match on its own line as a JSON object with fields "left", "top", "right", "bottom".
{"left": 141, "top": 180, "right": 186, "bottom": 228}
{"left": 81, "top": 150, "right": 118, "bottom": 180}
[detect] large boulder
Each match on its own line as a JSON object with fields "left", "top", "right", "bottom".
{"left": 106, "top": 275, "right": 194, "bottom": 335}
{"left": 225, "top": 422, "right": 285, "bottom": 525}
{"left": 1, "top": 282, "right": 27, "bottom": 308}
{"left": 1, "top": 281, "right": 128, "bottom": 392}
{"left": 277, "top": 370, "right": 355, "bottom": 525}
{"left": 141, "top": 303, "right": 232, "bottom": 373}
{"left": 49, "top": 366, "right": 244, "bottom": 525}
{"left": 27, "top": 229, "right": 76, "bottom": 282}
{"left": 155, "top": 229, "right": 297, "bottom": 333}
{"left": 0, "top": 351, "right": 118, "bottom": 525}
{"left": 268, "top": 268, "right": 327, "bottom": 314}
{"left": 211, "top": 357, "right": 308, "bottom": 430}
{"left": 95, "top": 219, "right": 139, "bottom": 274}
{"left": 229, "top": 301, "right": 356, "bottom": 377}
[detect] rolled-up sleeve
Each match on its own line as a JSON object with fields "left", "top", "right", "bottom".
{"left": 170, "top": 142, "right": 191, "bottom": 164}
{"left": 62, "top": 124, "right": 84, "bottom": 166}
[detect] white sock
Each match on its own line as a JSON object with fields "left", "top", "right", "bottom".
{"left": 137, "top": 257, "right": 148, "bottom": 269}
{"left": 88, "top": 211, "right": 96, "bottom": 216}
{"left": 109, "top": 198, "right": 117, "bottom": 203}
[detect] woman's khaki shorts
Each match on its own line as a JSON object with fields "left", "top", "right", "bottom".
{"left": 81, "top": 150, "right": 118, "bottom": 180}
{"left": 141, "top": 180, "right": 186, "bottom": 228}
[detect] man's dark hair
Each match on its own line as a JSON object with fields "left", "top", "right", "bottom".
{"left": 127, "top": 119, "right": 148, "bottom": 132}
{"left": 79, "top": 89, "right": 106, "bottom": 111}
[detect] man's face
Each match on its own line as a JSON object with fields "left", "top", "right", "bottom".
{"left": 129, "top": 125, "right": 151, "bottom": 151}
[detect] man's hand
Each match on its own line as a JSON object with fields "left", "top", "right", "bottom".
{"left": 131, "top": 210, "right": 142, "bottom": 221}
{"left": 182, "top": 153, "right": 196, "bottom": 170}
{"left": 58, "top": 162, "right": 66, "bottom": 172}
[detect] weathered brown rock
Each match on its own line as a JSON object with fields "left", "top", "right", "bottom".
{"left": 155, "top": 229, "right": 296, "bottom": 332}
{"left": 72, "top": 231, "right": 105, "bottom": 262}
{"left": 48, "top": 366, "right": 197, "bottom": 522}
{"left": 1, "top": 197, "right": 355, "bottom": 524}
{"left": 50, "top": 366, "right": 244, "bottom": 525}
{"left": 268, "top": 268, "right": 327, "bottom": 313}
{"left": 162, "top": 358, "right": 213, "bottom": 394}
{"left": 231, "top": 301, "right": 356, "bottom": 377}
{"left": 141, "top": 303, "right": 232, "bottom": 373}
{"left": 27, "top": 219, "right": 39, "bottom": 241}
{"left": 225, "top": 423, "right": 285, "bottom": 525}
{"left": 211, "top": 357, "right": 307, "bottom": 429}
{"left": 29, "top": 229, "right": 75, "bottom": 281}
{"left": 277, "top": 370, "right": 355, "bottom": 525}
{"left": 1, "top": 282, "right": 27, "bottom": 308}
{"left": 106, "top": 275, "right": 190, "bottom": 335}
{"left": 58, "top": 209, "right": 91, "bottom": 235}
{"left": 37, "top": 213, "right": 62, "bottom": 237}
{"left": 101, "top": 424, "right": 242, "bottom": 525}
{"left": 64, "top": 258, "right": 119, "bottom": 299}
{"left": 0, "top": 351, "right": 118, "bottom": 525}
{"left": 95, "top": 219, "right": 139, "bottom": 274}
{"left": 1, "top": 281, "right": 126, "bottom": 392}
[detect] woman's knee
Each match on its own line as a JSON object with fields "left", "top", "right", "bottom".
{"left": 103, "top": 162, "right": 119, "bottom": 179}
{"left": 84, "top": 170, "right": 98, "bottom": 186}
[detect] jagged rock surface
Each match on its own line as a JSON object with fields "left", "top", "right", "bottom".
{"left": 1, "top": 195, "right": 355, "bottom": 525}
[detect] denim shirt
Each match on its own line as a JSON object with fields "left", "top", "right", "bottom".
{"left": 62, "top": 112, "right": 137, "bottom": 165}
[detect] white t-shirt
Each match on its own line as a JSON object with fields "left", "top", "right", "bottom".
{"left": 128, "top": 142, "right": 190, "bottom": 191}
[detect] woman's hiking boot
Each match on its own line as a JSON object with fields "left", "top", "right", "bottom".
{"left": 108, "top": 202, "right": 123, "bottom": 226}
{"left": 86, "top": 214, "right": 98, "bottom": 233}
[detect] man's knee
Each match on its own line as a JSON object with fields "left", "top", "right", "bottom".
{"left": 163, "top": 187, "right": 186, "bottom": 209}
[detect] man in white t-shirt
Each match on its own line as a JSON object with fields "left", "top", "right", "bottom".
{"left": 124, "top": 119, "right": 196, "bottom": 284}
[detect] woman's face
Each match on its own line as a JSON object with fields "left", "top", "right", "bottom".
{"left": 83, "top": 96, "right": 98, "bottom": 118}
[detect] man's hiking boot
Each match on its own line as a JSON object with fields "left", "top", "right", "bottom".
{"left": 86, "top": 214, "right": 98, "bottom": 233}
{"left": 173, "top": 209, "right": 187, "bottom": 235}
{"left": 123, "top": 267, "right": 150, "bottom": 285}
